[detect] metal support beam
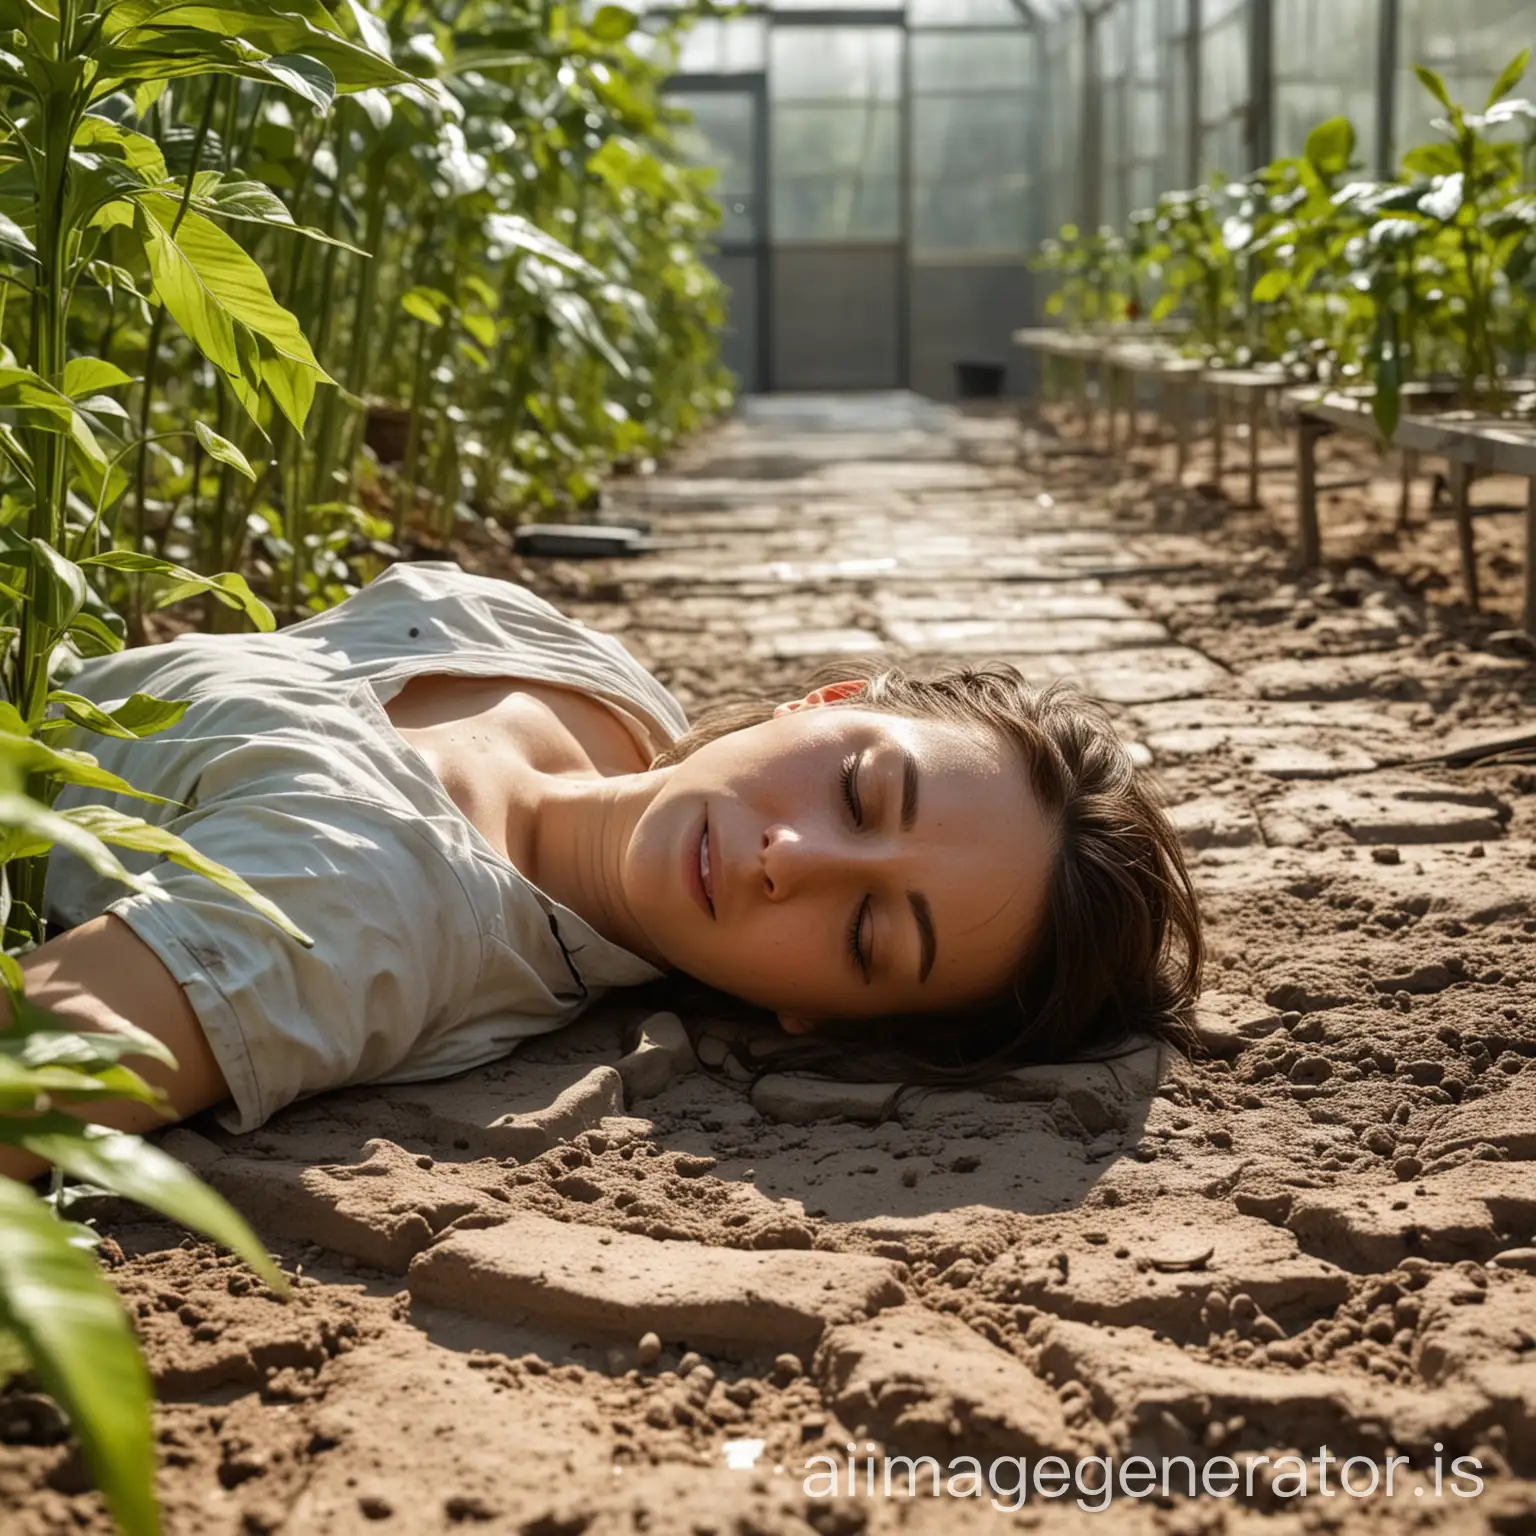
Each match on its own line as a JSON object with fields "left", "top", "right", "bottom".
{"left": 1186, "top": 0, "right": 1203, "bottom": 185}
{"left": 1080, "top": 4, "right": 1102, "bottom": 231}
{"left": 1248, "top": 0, "right": 1273, "bottom": 170}
{"left": 1376, "top": 0, "right": 1400, "bottom": 177}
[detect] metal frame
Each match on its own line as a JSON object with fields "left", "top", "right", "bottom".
{"left": 1374, "top": 0, "right": 1399, "bottom": 177}
{"left": 667, "top": 70, "right": 772, "bottom": 392}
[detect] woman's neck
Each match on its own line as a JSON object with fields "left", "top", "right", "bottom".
{"left": 518, "top": 768, "right": 665, "bottom": 967}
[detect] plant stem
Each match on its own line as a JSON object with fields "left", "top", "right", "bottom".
{"left": 125, "top": 80, "right": 220, "bottom": 637}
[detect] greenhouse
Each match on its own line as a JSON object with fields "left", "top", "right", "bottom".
{"left": 4, "top": 0, "right": 1536, "bottom": 1532}
{"left": 657, "top": 0, "right": 1532, "bottom": 395}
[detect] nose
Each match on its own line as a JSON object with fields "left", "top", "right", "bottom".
{"left": 759, "top": 822, "right": 820, "bottom": 901}
{"left": 760, "top": 820, "right": 883, "bottom": 900}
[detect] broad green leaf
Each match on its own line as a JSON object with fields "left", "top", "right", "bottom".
{"left": 80, "top": 551, "right": 277, "bottom": 631}
{"left": 1487, "top": 48, "right": 1530, "bottom": 108}
{"left": 30, "top": 540, "right": 88, "bottom": 635}
{"left": 259, "top": 52, "right": 337, "bottom": 113}
{"left": 60, "top": 804, "right": 313, "bottom": 946}
{"left": 46, "top": 689, "right": 189, "bottom": 742}
{"left": 73, "top": 116, "right": 168, "bottom": 183}
{"left": 1414, "top": 65, "right": 1453, "bottom": 111}
{"left": 462, "top": 310, "right": 496, "bottom": 348}
{"left": 104, "top": 0, "right": 349, "bottom": 40}
{"left": 4, "top": 1116, "right": 289, "bottom": 1296}
{"left": 0, "top": 1177, "right": 160, "bottom": 1536}
{"left": 1303, "top": 116, "right": 1356, "bottom": 180}
{"left": 0, "top": 210, "right": 35, "bottom": 259}
{"left": 0, "top": 793, "right": 153, "bottom": 890}
{"left": 0, "top": 1054, "right": 166, "bottom": 1110}
{"left": 191, "top": 179, "right": 366, "bottom": 252}
{"left": 342, "top": 0, "right": 391, "bottom": 57}
{"left": 98, "top": 14, "right": 410, "bottom": 93}
{"left": 0, "top": 365, "right": 80, "bottom": 424}
{"left": 140, "top": 193, "right": 325, "bottom": 370}
{"left": 134, "top": 194, "right": 330, "bottom": 424}
{"left": 0, "top": 991, "right": 179, "bottom": 1072}
{"left": 0, "top": 1023, "right": 178, "bottom": 1074}
{"left": 259, "top": 346, "right": 320, "bottom": 434}
{"left": 193, "top": 420, "right": 256, "bottom": 480}
{"left": 61, "top": 358, "right": 134, "bottom": 399}
{"left": 401, "top": 287, "right": 445, "bottom": 326}
{"left": 0, "top": 727, "right": 173, "bottom": 803}
{"left": 484, "top": 213, "right": 602, "bottom": 281}
{"left": 1401, "top": 142, "right": 1461, "bottom": 179}
{"left": 1251, "top": 268, "right": 1291, "bottom": 303}
{"left": 136, "top": 199, "right": 241, "bottom": 376}
{"left": 547, "top": 290, "right": 630, "bottom": 379}
{"left": 588, "top": 3, "right": 637, "bottom": 41}
{"left": 68, "top": 609, "right": 128, "bottom": 658}
{"left": 1418, "top": 172, "right": 1465, "bottom": 223}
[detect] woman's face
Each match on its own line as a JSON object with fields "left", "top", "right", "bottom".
{"left": 621, "top": 690, "right": 1055, "bottom": 1028}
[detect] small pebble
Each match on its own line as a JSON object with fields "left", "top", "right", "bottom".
{"left": 677, "top": 1351, "right": 703, "bottom": 1378}
{"left": 1490, "top": 1247, "right": 1536, "bottom": 1274}
{"left": 637, "top": 1331, "right": 662, "bottom": 1367}
{"left": 770, "top": 1352, "right": 802, "bottom": 1385}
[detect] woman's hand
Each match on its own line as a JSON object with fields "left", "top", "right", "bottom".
{"left": 0, "top": 915, "right": 228, "bottom": 1183}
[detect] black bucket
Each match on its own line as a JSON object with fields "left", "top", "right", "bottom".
{"left": 954, "top": 360, "right": 1007, "bottom": 400}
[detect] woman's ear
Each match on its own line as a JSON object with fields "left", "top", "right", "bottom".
{"left": 771, "top": 679, "right": 868, "bottom": 719}
{"left": 778, "top": 1014, "right": 816, "bottom": 1036}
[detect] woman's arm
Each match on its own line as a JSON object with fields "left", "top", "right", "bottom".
{"left": 0, "top": 914, "right": 227, "bottom": 1183}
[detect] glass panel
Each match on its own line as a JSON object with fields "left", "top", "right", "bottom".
{"left": 1398, "top": 0, "right": 1532, "bottom": 149}
{"left": 1201, "top": 4, "right": 1249, "bottom": 127}
{"left": 770, "top": 26, "right": 902, "bottom": 100}
{"left": 908, "top": 0, "right": 1022, "bottom": 25}
{"left": 669, "top": 91, "right": 759, "bottom": 242}
{"left": 911, "top": 31, "right": 1029, "bottom": 93}
{"left": 671, "top": 17, "right": 768, "bottom": 75}
{"left": 1272, "top": 0, "right": 1381, "bottom": 169}
{"left": 771, "top": 101, "right": 901, "bottom": 240}
{"left": 772, "top": 0, "right": 905, "bottom": 11}
{"left": 911, "top": 93, "right": 1030, "bottom": 254}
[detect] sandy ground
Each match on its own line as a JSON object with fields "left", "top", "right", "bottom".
{"left": 3, "top": 392, "right": 1535, "bottom": 1535}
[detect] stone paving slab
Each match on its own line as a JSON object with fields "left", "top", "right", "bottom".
{"left": 406, "top": 1213, "right": 909, "bottom": 1358}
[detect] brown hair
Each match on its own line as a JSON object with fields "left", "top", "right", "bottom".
{"left": 648, "top": 659, "right": 1204, "bottom": 1088}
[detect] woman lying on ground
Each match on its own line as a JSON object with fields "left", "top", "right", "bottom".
{"left": 1, "top": 562, "right": 1203, "bottom": 1181}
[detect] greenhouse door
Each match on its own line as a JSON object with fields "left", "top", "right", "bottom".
{"left": 768, "top": 23, "right": 905, "bottom": 392}
{"left": 667, "top": 80, "right": 769, "bottom": 393}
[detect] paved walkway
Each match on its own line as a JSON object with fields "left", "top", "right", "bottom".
{"left": 38, "top": 395, "right": 1534, "bottom": 1534}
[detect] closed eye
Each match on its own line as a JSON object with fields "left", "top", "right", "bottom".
{"left": 839, "top": 752, "right": 862, "bottom": 825}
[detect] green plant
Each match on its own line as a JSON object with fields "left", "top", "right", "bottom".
{"left": 1032, "top": 48, "right": 1536, "bottom": 435}
{"left": 1, "top": 1005, "right": 292, "bottom": 1536}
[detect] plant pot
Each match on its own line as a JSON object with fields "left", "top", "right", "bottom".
{"left": 954, "top": 361, "right": 1006, "bottom": 400}
{"left": 365, "top": 401, "right": 413, "bottom": 465}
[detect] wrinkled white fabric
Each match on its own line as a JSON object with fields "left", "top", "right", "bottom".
{"left": 44, "top": 562, "right": 689, "bottom": 1133}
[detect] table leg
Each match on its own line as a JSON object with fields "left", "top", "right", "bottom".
{"left": 1298, "top": 415, "right": 1325, "bottom": 568}
{"left": 1126, "top": 372, "right": 1138, "bottom": 451}
{"left": 1523, "top": 475, "right": 1535, "bottom": 635}
{"left": 1397, "top": 450, "right": 1417, "bottom": 530}
{"left": 1450, "top": 460, "right": 1479, "bottom": 610}
{"left": 1247, "top": 393, "right": 1260, "bottom": 507}
{"left": 1212, "top": 392, "right": 1225, "bottom": 484}
{"left": 1174, "top": 382, "right": 1189, "bottom": 484}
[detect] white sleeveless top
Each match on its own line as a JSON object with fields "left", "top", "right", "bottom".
{"left": 44, "top": 563, "right": 690, "bottom": 1133}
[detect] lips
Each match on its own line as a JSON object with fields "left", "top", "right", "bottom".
{"left": 686, "top": 811, "right": 716, "bottom": 919}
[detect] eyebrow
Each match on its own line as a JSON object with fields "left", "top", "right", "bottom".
{"left": 899, "top": 746, "right": 919, "bottom": 831}
{"left": 909, "top": 891, "right": 936, "bottom": 984}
